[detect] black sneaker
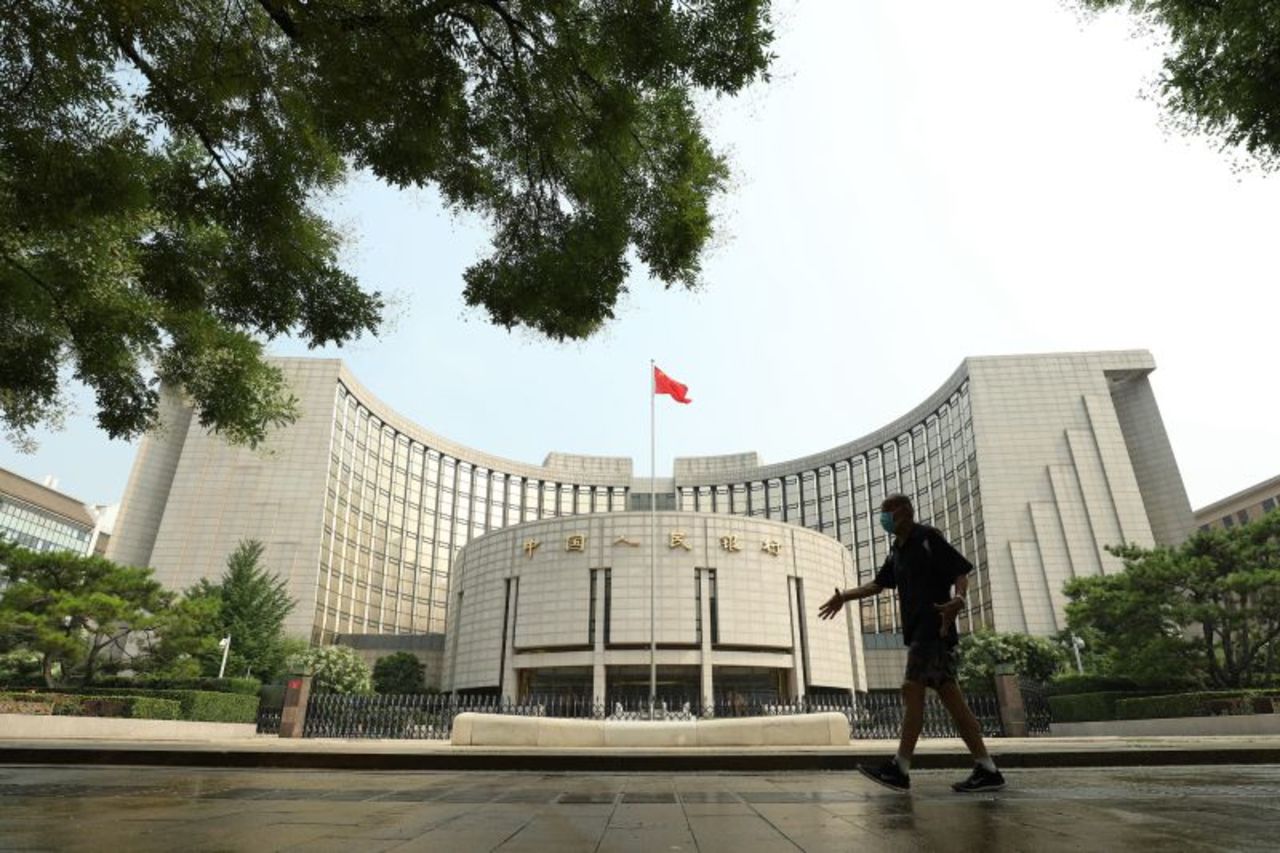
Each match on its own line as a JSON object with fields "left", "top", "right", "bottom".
{"left": 951, "top": 764, "right": 1006, "bottom": 793}
{"left": 857, "top": 758, "right": 910, "bottom": 792}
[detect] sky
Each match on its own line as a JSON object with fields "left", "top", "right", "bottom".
{"left": 3, "top": 0, "right": 1278, "bottom": 512}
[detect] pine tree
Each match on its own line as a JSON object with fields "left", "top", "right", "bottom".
{"left": 211, "top": 540, "right": 295, "bottom": 681}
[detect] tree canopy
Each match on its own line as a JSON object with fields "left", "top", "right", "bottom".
{"left": 0, "top": 540, "right": 172, "bottom": 686}
{"left": 373, "top": 650, "right": 426, "bottom": 694}
{"left": 1064, "top": 510, "right": 1280, "bottom": 688}
{"left": 1077, "top": 1, "right": 1280, "bottom": 169}
{"left": 0, "top": 1, "right": 774, "bottom": 449}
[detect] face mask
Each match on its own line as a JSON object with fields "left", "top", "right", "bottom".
{"left": 879, "top": 511, "right": 896, "bottom": 534}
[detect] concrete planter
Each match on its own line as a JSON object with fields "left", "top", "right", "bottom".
{"left": 0, "top": 714, "right": 259, "bottom": 741}
{"left": 451, "top": 712, "right": 850, "bottom": 748}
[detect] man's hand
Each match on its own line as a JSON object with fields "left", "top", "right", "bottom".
{"left": 934, "top": 597, "right": 964, "bottom": 637}
{"left": 818, "top": 587, "right": 845, "bottom": 620}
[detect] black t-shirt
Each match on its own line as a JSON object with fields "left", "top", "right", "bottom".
{"left": 873, "top": 524, "right": 973, "bottom": 647}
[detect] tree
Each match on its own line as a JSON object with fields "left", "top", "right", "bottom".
{"left": 0, "top": 541, "right": 172, "bottom": 686}
{"left": 132, "top": 586, "right": 224, "bottom": 679}
{"left": 1065, "top": 511, "right": 1280, "bottom": 688}
{"left": 289, "top": 644, "right": 373, "bottom": 695}
{"left": 1, "top": 1, "right": 775, "bottom": 449}
{"left": 1075, "top": 1, "right": 1280, "bottom": 169}
{"left": 203, "top": 540, "right": 295, "bottom": 680}
{"left": 957, "top": 630, "right": 1067, "bottom": 692}
{"left": 1063, "top": 557, "right": 1202, "bottom": 685}
{"left": 373, "top": 651, "right": 425, "bottom": 694}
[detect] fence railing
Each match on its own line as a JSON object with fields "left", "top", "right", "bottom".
{"left": 262, "top": 688, "right": 1023, "bottom": 740}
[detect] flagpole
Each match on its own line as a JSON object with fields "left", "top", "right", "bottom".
{"left": 649, "top": 358, "right": 657, "bottom": 720}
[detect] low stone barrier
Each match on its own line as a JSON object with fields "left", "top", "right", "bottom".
{"left": 0, "top": 714, "right": 259, "bottom": 741}
{"left": 1052, "top": 714, "right": 1280, "bottom": 738}
{"left": 451, "top": 712, "right": 850, "bottom": 748}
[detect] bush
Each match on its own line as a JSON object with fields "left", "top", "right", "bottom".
{"left": 0, "top": 691, "right": 80, "bottom": 715}
{"left": 373, "top": 652, "right": 425, "bottom": 695}
{"left": 958, "top": 630, "right": 1068, "bottom": 691}
{"left": 288, "top": 646, "right": 372, "bottom": 695}
{"left": 1116, "top": 690, "right": 1280, "bottom": 720}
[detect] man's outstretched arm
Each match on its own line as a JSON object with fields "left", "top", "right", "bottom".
{"left": 818, "top": 582, "right": 883, "bottom": 620}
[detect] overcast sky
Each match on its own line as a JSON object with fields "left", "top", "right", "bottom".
{"left": 3, "top": 0, "right": 1277, "bottom": 512}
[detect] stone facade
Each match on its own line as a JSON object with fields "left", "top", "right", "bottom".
{"left": 443, "top": 512, "right": 864, "bottom": 702}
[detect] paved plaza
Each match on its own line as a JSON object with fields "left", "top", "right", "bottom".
{"left": 1, "top": 764, "right": 1277, "bottom": 852}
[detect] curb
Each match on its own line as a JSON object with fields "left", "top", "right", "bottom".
{"left": 3, "top": 745, "right": 1279, "bottom": 772}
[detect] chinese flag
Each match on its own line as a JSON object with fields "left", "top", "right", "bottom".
{"left": 654, "top": 366, "right": 692, "bottom": 404}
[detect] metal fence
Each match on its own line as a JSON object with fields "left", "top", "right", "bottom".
{"left": 1021, "top": 678, "right": 1052, "bottom": 736}
{"left": 258, "top": 689, "right": 1021, "bottom": 740}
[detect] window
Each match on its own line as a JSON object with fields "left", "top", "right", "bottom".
{"left": 589, "top": 570, "right": 598, "bottom": 645}
{"left": 708, "top": 570, "right": 719, "bottom": 644}
{"left": 1263, "top": 498, "right": 1276, "bottom": 514}
{"left": 1222, "top": 515, "right": 1235, "bottom": 528}
{"left": 603, "top": 569, "right": 612, "bottom": 643}
{"left": 1237, "top": 510, "right": 1251, "bottom": 524}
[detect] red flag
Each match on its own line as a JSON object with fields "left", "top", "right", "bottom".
{"left": 654, "top": 366, "right": 692, "bottom": 404}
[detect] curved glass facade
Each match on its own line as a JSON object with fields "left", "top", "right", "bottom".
{"left": 674, "top": 381, "right": 989, "bottom": 639}
{"left": 313, "top": 371, "right": 986, "bottom": 645}
{"left": 315, "top": 382, "right": 630, "bottom": 642}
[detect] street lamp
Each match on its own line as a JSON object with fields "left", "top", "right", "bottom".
{"left": 217, "top": 635, "right": 232, "bottom": 679}
{"left": 1070, "top": 634, "right": 1086, "bottom": 675}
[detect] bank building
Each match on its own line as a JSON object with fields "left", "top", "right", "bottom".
{"left": 107, "top": 350, "right": 1194, "bottom": 701}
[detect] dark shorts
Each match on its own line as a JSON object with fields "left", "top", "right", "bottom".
{"left": 904, "top": 641, "right": 959, "bottom": 688}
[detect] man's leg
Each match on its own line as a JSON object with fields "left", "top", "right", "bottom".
{"left": 935, "top": 680, "right": 1005, "bottom": 792}
{"left": 934, "top": 680, "right": 989, "bottom": 760}
{"left": 896, "top": 680, "right": 927, "bottom": 765}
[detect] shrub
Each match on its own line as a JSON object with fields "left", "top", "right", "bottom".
{"left": 77, "top": 688, "right": 259, "bottom": 723}
{"left": 0, "top": 691, "right": 80, "bottom": 715}
{"left": 1116, "top": 690, "right": 1280, "bottom": 720}
{"left": 958, "top": 630, "right": 1067, "bottom": 691}
{"left": 287, "top": 646, "right": 373, "bottom": 695}
{"left": 0, "top": 691, "right": 181, "bottom": 719}
{"left": 373, "top": 652, "right": 425, "bottom": 695}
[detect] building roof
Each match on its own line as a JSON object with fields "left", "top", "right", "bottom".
{"left": 1194, "top": 473, "right": 1280, "bottom": 517}
{"left": 0, "top": 467, "right": 96, "bottom": 528}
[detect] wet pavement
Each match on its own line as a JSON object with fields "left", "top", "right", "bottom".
{"left": 1, "top": 764, "right": 1277, "bottom": 852}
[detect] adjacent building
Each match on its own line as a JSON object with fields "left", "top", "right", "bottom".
{"left": 0, "top": 467, "right": 116, "bottom": 557}
{"left": 1194, "top": 474, "right": 1280, "bottom": 533}
{"left": 108, "top": 350, "right": 1196, "bottom": 692}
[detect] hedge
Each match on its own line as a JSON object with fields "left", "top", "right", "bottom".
{"left": 92, "top": 676, "right": 262, "bottom": 696}
{"left": 1046, "top": 691, "right": 1158, "bottom": 723}
{"left": 0, "top": 691, "right": 181, "bottom": 720}
{"left": 77, "top": 688, "right": 259, "bottom": 723}
{"left": 1115, "top": 691, "right": 1280, "bottom": 721}
{"left": 1046, "top": 676, "right": 1140, "bottom": 697}
{"left": 1046, "top": 674, "right": 1204, "bottom": 697}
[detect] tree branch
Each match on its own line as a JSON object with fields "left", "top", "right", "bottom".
{"left": 111, "top": 30, "right": 240, "bottom": 188}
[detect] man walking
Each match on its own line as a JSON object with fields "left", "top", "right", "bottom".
{"left": 818, "top": 494, "right": 1005, "bottom": 793}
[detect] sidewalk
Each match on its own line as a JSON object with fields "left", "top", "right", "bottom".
{"left": 3, "top": 733, "right": 1278, "bottom": 771}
